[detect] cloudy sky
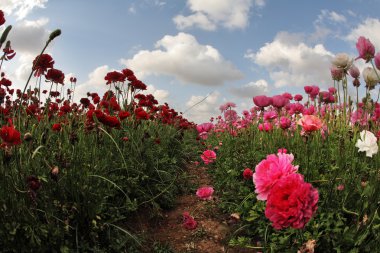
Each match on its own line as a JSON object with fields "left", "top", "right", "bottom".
{"left": 1, "top": 0, "right": 380, "bottom": 123}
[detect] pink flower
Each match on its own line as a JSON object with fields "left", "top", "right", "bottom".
{"left": 297, "top": 115, "right": 323, "bottom": 132}
{"left": 265, "top": 173, "right": 319, "bottom": 230}
{"left": 253, "top": 95, "right": 272, "bottom": 108}
{"left": 196, "top": 186, "right": 214, "bottom": 200}
{"left": 201, "top": 150, "right": 216, "bottom": 165}
{"left": 243, "top": 168, "right": 253, "bottom": 180}
{"left": 253, "top": 152, "right": 298, "bottom": 201}
{"left": 337, "top": 184, "right": 344, "bottom": 191}
{"left": 294, "top": 94, "right": 303, "bottom": 101}
{"left": 183, "top": 212, "right": 197, "bottom": 230}
{"left": 375, "top": 52, "right": 380, "bottom": 70}
{"left": 356, "top": 36, "right": 375, "bottom": 62}
{"left": 196, "top": 122, "right": 214, "bottom": 133}
{"left": 277, "top": 148, "right": 287, "bottom": 154}
{"left": 258, "top": 122, "right": 273, "bottom": 132}
{"left": 279, "top": 117, "right": 291, "bottom": 130}
{"left": 272, "top": 95, "right": 289, "bottom": 109}
{"left": 349, "top": 65, "right": 360, "bottom": 79}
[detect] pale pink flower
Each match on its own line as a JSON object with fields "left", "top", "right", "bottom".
{"left": 253, "top": 152, "right": 298, "bottom": 201}
{"left": 196, "top": 186, "right": 214, "bottom": 200}
{"left": 297, "top": 115, "right": 323, "bottom": 132}
{"left": 200, "top": 150, "right": 216, "bottom": 164}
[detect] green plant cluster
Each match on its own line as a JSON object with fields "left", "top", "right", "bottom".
{"left": 0, "top": 116, "right": 199, "bottom": 252}
{"left": 205, "top": 125, "right": 380, "bottom": 252}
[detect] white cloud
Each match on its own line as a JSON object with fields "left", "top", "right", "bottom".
{"left": 184, "top": 91, "right": 220, "bottom": 123}
{"left": 0, "top": 0, "right": 47, "bottom": 20}
{"left": 8, "top": 18, "right": 50, "bottom": 54}
{"left": 316, "top": 10, "right": 347, "bottom": 24}
{"left": 74, "top": 65, "right": 111, "bottom": 100}
{"left": 230, "top": 79, "right": 268, "bottom": 98}
{"left": 121, "top": 32, "right": 243, "bottom": 86}
{"left": 247, "top": 32, "right": 335, "bottom": 88}
{"left": 173, "top": 0, "right": 258, "bottom": 30}
{"left": 346, "top": 18, "right": 380, "bottom": 49}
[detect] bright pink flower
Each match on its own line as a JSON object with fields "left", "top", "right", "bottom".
{"left": 304, "top": 86, "right": 313, "bottom": 94}
{"left": 297, "top": 115, "right": 323, "bottom": 132}
{"left": 253, "top": 152, "right": 298, "bottom": 201}
{"left": 294, "top": 94, "right": 303, "bottom": 102}
{"left": 258, "top": 122, "right": 273, "bottom": 132}
{"left": 272, "top": 95, "right": 289, "bottom": 109}
{"left": 277, "top": 148, "right": 287, "bottom": 154}
{"left": 183, "top": 212, "right": 197, "bottom": 230}
{"left": 196, "top": 186, "right": 214, "bottom": 200}
{"left": 375, "top": 52, "right": 380, "bottom": 70}
{"left": 243, "top": 168, "right": 253, "bottom": 180}
{"left": 279, "top": 117, "right": 291, "bottom": 130}
{"left": 196, "top": 122, "right": 214, "bottom": 133}
{"left": 356, "top": 36, "right": 375, "bottom": 62}
{"left": 201, "top": 150, "right": 216, "bottom": 164}
{"left": 282, "top": 92, "right": 293, "bottom": 100}
{"left": 265, "top": 173, "right": 319, "bottom": 230}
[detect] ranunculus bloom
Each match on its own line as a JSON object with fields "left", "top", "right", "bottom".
{"left": 331, "top": 53, "right": 353, "bottom": 70}
{"left": 242, "top": 168, "right": 253, "bottom": 180}
{"left": 52, "top": 123, "right": 62, "bottom": 132}
{"left": 375, "top": 52, "right": 380, "bottom": 70}
{"left": 183, "top": 212, "right": 197, "bottom": 230}
{"left": 349, "top": 65, "right": 360, "bottom": 79}
{"left": 45, "top": 68, "right": 65, "bottom": 84}
{"left": 355, "top": 130, "right": 378, "bottom": 157}
{"left": 356, "top": 36, "right": 375, "bottom": 62}
{"left": 33, "top": 54, "right": 55, "bottom": 77}
{"left": 272, "top": 95, "right": 289, "bottom": 109}
{"left": 196, "top": 186, "right": 214, "bottom": 200}
{"left": 201, "top": 150, "right": 216, "bottom": 164}
{"left": 265, "top": 173, "right": 319, "bottom": 230}
{"left": 253, "top": 95, "right": 272, "bottom": 108}
{"left": 279, "top": 117, "right": 291, "bottom": 130}
{"left": 196, "top": 122, "right": 214, "bottom": 133}
{"left": 297, "top": 115, "right": 323, "bottom": 132}
{"left": 0, "top": 10, "right": 5, "bottom": 26}
{"left": 362, "top": 67, "right": 380, "bottom": 89}
{"left": 294, "top": 94, "right": 303, "bottom": 101}
{"left": 0, "top": 124, "right": 21, "bottom": 146}
{"left": 253, "top": 152, "right": 298, "bottom": 201}
{"left": 330, "top": 66, "right": 344, "bottom": 81}
{"left": 104, "top": 71, "right": 125, "bottom": 84}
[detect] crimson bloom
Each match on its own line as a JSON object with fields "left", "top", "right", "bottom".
{"left": 253, "top": 95, "right": 272, "bottom": 108}
{"left": 0, "top": 123, "right": 21, "bottom": 146}
{"left": 45, "top": 68, "right": 65, "bottom": 84}
{"left": 183, "top": 212, "right": 197, "bottom": 230}
{"left": 265, "top": 173, "right": 319, "bottom": 230}
{"left": 242, "top": 168, "right": 253, "bottom": 180}
{"left": 52, "top": 123, "right": 62, "bottom": 132}
{"left": 104, "top": 71, "right": 125, "bottom": 84}
{"left": 0, "top": 10, "right": 5, "bottom": 26}
{"left": 33, "top": 54, "right": 54, "bottom": 77}
{"left": 356, "top": 36, "right": 375, "bottom": 62}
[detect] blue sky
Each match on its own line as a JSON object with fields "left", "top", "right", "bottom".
{"left": 1, "top": 0, "right": 380, "bottom": 122}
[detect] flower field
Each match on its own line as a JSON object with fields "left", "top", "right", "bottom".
{"left": 1, "top": 9, "right": 380, "bottom": 253}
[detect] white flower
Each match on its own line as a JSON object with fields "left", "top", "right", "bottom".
{"left": 355, "top": 130, "right": 378, "bottom": 157}
{"left": 331, "top": 53, "right": 353, "bottom": 70}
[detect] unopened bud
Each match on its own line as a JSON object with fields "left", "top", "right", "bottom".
{"left": 0, "top": 25, "right": 12, "bottom": 46}
{"left": 24, "top": 132, "right": 33, "bottom": 142}
{"left": 48, "top": 29, "right": 61, "bottom": 42}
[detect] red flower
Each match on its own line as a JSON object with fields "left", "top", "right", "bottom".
{"left": 0, "top": 10, "right": 5, "bottom": 26}
{"left": 2, "top": 42, "right": 16, "bottom": 60}
{"left": 118, "top": 110, "right": 130, "bottom": 120}
{"left": 242, "top": 168, "right": 253, "bottom": 180}
{"left": 104, "top": 71, "right": 125, "bottom": 84}
{"left": 265, "top": 173, "right": 319, "bottom": 230}
{"left": 0, "top": 77, "right": 11, "bottom": 86}
{"left": 33, "top": 54, "right": 54, "bottom": 77}
{"left": 134, "top": 107, "right": 149, "bottom": 120}
{"left": 183, "top": 212, "right": 197, "bottom": 230}
{"left": 26, "top": 175, "right": 42, "bottom": 191}
{"left": 45, "top": 68, "right": 65, "bottom": 84}
{"left": 52, "top": 123, "right": 62, "bottom": 132}
{"left": 0, "top": 123, "right": 21, "bottom": 146}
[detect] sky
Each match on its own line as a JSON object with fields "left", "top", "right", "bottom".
{"left": 1, "top": 0, "right": 380, "bottom": 123}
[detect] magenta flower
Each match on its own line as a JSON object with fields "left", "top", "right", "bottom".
{"left": 294, "top": 94, "right": 303, "bottom": 101}
{"left": 196, "top": 122, "right": 214, "bottom": 133}
{"left": 201, "top": 150, "right": 216, "bottom": 164}
{"left": 265, "top": 173, "right": 319, "bottom": 230}
{"left": 253, "top": 152, "right": 298, "bottom": 201}
{"left": 196, "top": 186, "right": 214, "bottom": 200}
{"left": 253, "top": 95, "right": 272, "bottom": 108}
{"left": 356, "top": 36, "right": 375, "bottom": 62}
{"left": 279, "top": 116, "right": 291, "bottom": 130}
{"left": 375, "top": 52, "right": 380, "bottom": 70}
{"left": 242, "top": 168, "right": 253, "bottom": 180}
{"left": 272, "top": 95, "right": 289, "bottom": 109}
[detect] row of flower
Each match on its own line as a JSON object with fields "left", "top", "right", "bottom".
{"left": 196, "top": 36, "right": 380, "bottom": 252}
{"left": 0, "top": 11, "right": 200, "bottom": 252}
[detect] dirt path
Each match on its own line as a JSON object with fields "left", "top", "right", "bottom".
{"left": 149, "top": 164, "right": 255, "bottom": 253}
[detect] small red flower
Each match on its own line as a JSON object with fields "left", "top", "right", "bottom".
{"left": 45, "top": 68, "right": 65, "bottom": 84}
{"left": 104, "top": 71, "right": 125, "bottom": 84}
{"left": 134, "top": 107, "right": 149, "bottom": 120}
{"left": 183, "top": 212, "right": 197, "bottom": 230}
{"left": 0, "top": 10, "right": 5, "bottom": 26}
{"left": 242, "top": 168, "right": 253, "bottom": 180}
{"left": 52, "top": 123, "right": 62, "bottom": 132}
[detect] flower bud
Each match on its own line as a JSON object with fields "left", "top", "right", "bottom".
{"left": 0, "top": 25, "right": 12, "bottom": 47}
{"left": 23, "top": 132, "right": 33, "bottom": 142}
{"left": 48, "top": 29, "right": 61, "bottom": 42}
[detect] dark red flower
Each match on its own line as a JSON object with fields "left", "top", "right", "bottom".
{"left": 45, "top": 68, "right": 65, "bottom": 84}
{"left": 0, "top": 10, "right": 5, "bottom": 26}
{"left": 183, "top": 212, "right": 197, "bottom": 230}
{"left": 135, "top": 107, "right": 149, "bottom": 120}
{"left": 2, "top": 42, "right": 16, "bottom": 60}
{"left": 104, "top": 71, "right": 125, "bottom": 84}
{"left": 118, "top": 110, "right": 130, "bottom": 120}
{"left": 69, "top": 77, "right": 77, "bottom": 83}
{"left": 26, "top": 175, "right": 41, "bottom": 191}
{"left": 242, "top": 168, "right": 253, "bottom": 180}
{"left": 0, "top": 123, "right": 21, "bottom": 146}
{"left": 0, "top": 77, "right": 11, "bottom": 86}
{"left": 33, "top": 54, "right": 54, "bottom": 77}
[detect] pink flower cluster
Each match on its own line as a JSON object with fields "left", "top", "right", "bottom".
{"left": 196, "top": 186, "right": 214, "bottom": 200}
{"left": 252, "top": 150, "right": 319, "bottom": 230}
